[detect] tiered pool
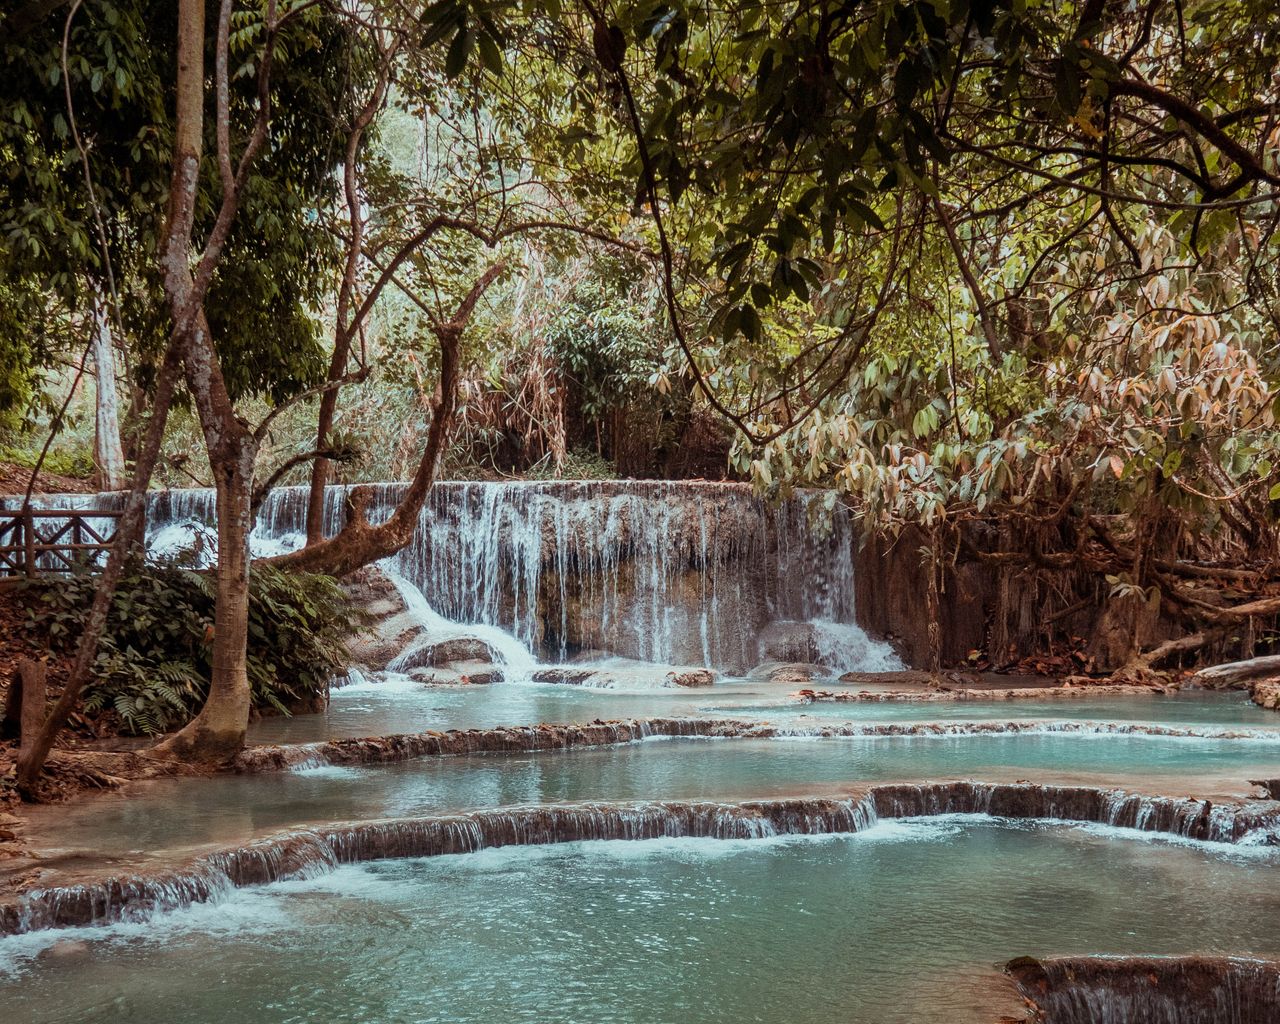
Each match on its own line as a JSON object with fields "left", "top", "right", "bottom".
{"left": 5, "top": 817, "right": 1279, "bottom": 1023}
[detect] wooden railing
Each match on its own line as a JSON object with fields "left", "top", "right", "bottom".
{"left": 0, "top": 509, "right": 121, "bottom": 577}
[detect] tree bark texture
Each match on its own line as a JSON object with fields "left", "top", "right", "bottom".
{"left": 91, "top": 295, "right": 127, "bottom": 491}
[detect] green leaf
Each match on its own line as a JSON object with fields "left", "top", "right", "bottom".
{"left": 476, "top": 31, "right": 503, "bottom": 73}
{"left": 446, "top": 27, "right": 474, "bottom": 78}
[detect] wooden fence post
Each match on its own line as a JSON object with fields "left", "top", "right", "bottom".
{"left": 1, "top": 667, "right": 22, "bottom": 740}
{"left": 22, "top": 509, "right": 36, "bottom": 577}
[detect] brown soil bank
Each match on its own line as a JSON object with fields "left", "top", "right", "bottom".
{"left": 1007, "top": 955, "right": 1280, "bottom": 1024}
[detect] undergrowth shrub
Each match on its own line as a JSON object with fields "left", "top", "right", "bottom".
{"left": 24, "top": 562, "right": 356, "bottom": 735}
{"left": 0, "top": 441, "right": 96, "bottom": 479}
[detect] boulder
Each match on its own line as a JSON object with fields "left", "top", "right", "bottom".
{"left": 668, "top": 668, "right": 715, "bottom": 687}
{"left": 393, "top": 636, "right": 501, "bottom": 672}
{"left": 347, "top": 611, "right": 425, "bottom": 671}
{"left": 532, "top": 667, "right": 599, "bottom": 686}
{"left": 409, "top": 661, "right": 504, "bottom": 685}
{"left": 1251, "top": 679, "right": 1280, "bottom": 710}
{"left": 747, "top": 661, "right": 827, "bottom": 684}
{"left": 342, "top": 566, "right": 421, "bottom": 672}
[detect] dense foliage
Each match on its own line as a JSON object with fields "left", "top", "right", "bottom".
{"left": 0, "top": 0, "right": 379, "bottom": 426}
{"left": 4, "top": 0, "right": 1280, "bottom": 694}
{"left": 22, "top": 562, "right": 356, "bottom": 735}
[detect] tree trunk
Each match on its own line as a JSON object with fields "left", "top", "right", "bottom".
{"left": 305, "top": 396, "right": 338, "bottom": 545}
{"left": 91, "top": 295, "right": 127, "bottom": 491}
{"left": 15, "top": 659, "right": 48, "bottom": 753}
{"left": 154, "top": 435, "right": 255, "bottom": 760}
{"left": 1192, "top": 655, "right": 1280, "bottom": 689}
{"left": 15, "top": 348, "right": 181, "bottom": 796}
{"left": 273, "top": 267, "right": 501, "bottom": 578}
{"left": 147, "top": 0, "right": 262, "bottom": 763}
{"left": 304, "top": 55, "right": 392, "bottom": 547}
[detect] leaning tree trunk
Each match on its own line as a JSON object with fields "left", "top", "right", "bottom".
{"left": 14, "top": 348, "right": 181, "bottom": 796}
{"left": 271, "top": 266, "right": 501, "bottom": 579}
{"left": 272, "top": 329, "right": 458, "bottom": 578}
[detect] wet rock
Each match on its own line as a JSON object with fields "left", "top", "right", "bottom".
{"left": 532, "top": 663, "right": 714, "bottom": 688}
{"left": 758, "top": 621, "right": 819, "bottom": 665}
{"left": 1250, "top": 778, "right": 1280, "bottom": 799}
{"left": 447, "top": 660, "right": 503, "bottom": 685}
{"left": 669, "top": 669, "right": 714, "bottom": 687}
{"left": 749, "top": 662, "right": 826, "bottom": 684}
{"left": 407, "top": 667, "right": 462, "bottom": 685}
{"left": 408, "top": 661, "right": 503, "bottom": 685}
{"left": 1007, "top": 955, "right": 1280, "bottom": 1024}
{"left": 531, "top": 667, "right": 599, "bottom": 686}
{"left": 342, "top": 566, "right": 418, "bottom": 671}
{"left": 395, "top": 637, "right": 500, "bottom": 671}
{"left": 1251, "top": 679, "right": 1280, "bottom": 710}
{"left": 340, "top": 565, "right": 402, "bottom": 610}
{"left": 348, "top": 615, "right": 424, "bottom": 672}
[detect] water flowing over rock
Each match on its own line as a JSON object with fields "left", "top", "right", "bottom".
{"left": 134, "top": 481, "right": 902, "bottom": 674}
{"left": 233, "top": 716, "right": 1280, "bottom": 773}
{"left": 0, "top": 796, "right": 877, "bottom": 936}
{"left": 4, "top": 782, "right": 1275, "bottom": 938}
{"left": 1006, "top": 955, "right": 1280, "bottom": 1024}
{"left": 870, "top": 781, "right": 1280, "bottom": 845}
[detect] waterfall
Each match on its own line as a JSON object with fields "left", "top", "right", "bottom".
{"left": 36, "top": 480, "right": 902, "bottom": 675}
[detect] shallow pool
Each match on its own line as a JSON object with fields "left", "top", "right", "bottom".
{"left": 25, "top": 732, "right": 1280, "bottom": 860}
{"left": 4, "top": 818, "right": 1278, "bottom": 1023}
{"left": 247, "top": 678, "right": 1276, "bottom": 744}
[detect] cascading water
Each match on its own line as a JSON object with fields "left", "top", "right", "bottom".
{"left": 5, "top": 781, "right": 1277, "bottom": 939}
{"left": 94, "top": 481, "right": 902, "bottom": 675}
{"left": 1008, "top": 956, "right": 1280, "bottom": 1024}
{"left": 379, "top": 565, "right": 537, "bottom": 680}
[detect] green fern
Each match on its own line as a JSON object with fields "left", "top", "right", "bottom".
{"left": 24, "top": 559, "right": 356, "bottom": 736}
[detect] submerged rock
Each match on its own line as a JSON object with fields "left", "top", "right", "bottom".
{"left": 531, "top": 662, "right": 715, "bottom": 688}
{"left": 37, "top": 939, "right": 92, "bottom": 964}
